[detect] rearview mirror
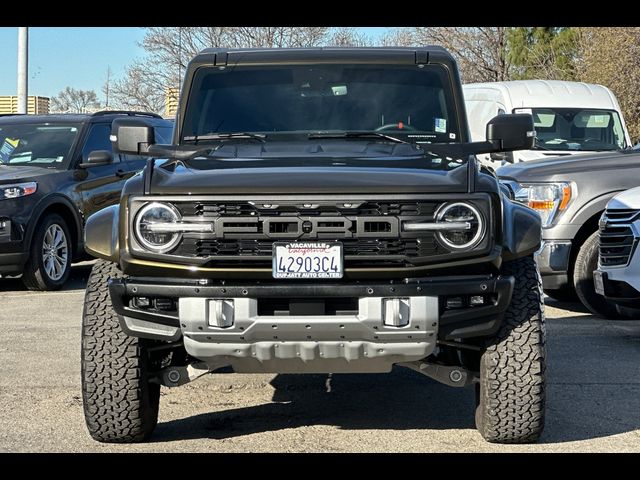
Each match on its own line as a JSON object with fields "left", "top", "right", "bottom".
{"left": 486, "top": 113, "right": 535, "bottom": 152}
{"left": 79, "top": 150, "right": 113, "bottom": 168}
{"left": 111, "top": 118, "right": 155, "bottom": 155}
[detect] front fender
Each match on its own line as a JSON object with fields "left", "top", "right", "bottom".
{"left": 84, "top": 204, "right": 119, "bottom": 262}
{"left": 501, "top": 198, "right": 542, "bottom": 261}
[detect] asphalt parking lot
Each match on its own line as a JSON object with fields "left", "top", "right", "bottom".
{"left": 0, "top": 263, "right": 639, "bottom": 452}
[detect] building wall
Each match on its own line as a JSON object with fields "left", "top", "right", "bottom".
{"left": 0, "top": 96, "right": 50, "bottom": 114}
{"left": 165, "top": 88, "right": 179, "bottom": 118}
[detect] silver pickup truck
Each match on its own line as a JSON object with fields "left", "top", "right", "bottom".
{"left": 498, "top": 147, "right": 640, "bottom": 318}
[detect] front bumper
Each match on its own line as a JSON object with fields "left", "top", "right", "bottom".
{"left": 109, "top": 275, "right": 514, "bottom": 373}
{"left": 535, "top": 240, "right": 572, "bottom": 290}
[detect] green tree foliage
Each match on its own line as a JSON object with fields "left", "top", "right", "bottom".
{"left": 508, "top": 27, "right": 579, "bottom": 80}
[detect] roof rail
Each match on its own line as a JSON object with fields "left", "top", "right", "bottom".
{"left": 91, "top": 110, "right": 163, "bottom": 119}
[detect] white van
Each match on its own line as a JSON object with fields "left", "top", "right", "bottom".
{"left": 463, "top": 80, "right": 631, "bottom": 169}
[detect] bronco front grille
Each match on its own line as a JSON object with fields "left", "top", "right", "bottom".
{"left": 599, "top": 209, "right": 639, "bottom": 267}
{"left": 129, "top": 196, "right": 494, "bottom": 270}
{"left": 170, "top": 200, "right": 445, "bottom": 267}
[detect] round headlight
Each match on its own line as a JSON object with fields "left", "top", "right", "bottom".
{"left": 134, "top": 202, "right": 182, "bottom": 253}
{"left": 436, "top": 202, "right": 484, "bottom": 250}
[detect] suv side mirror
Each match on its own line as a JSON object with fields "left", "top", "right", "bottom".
{"left": 79, "top": 150, "right": 113, "bottom": 168}
{"left": 111, "top": 118, "right": 155, "bottom": 155}
{"left": 486, "top": 113, "right": 535, "bottom": 152}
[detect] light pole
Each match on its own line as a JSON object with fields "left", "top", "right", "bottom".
{"left": 17, "top": 27, "right": 29, "bottom": 114}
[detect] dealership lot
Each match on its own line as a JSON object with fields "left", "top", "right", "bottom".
{"left": 0, "top": 263, "right": 638, "bottom": 452}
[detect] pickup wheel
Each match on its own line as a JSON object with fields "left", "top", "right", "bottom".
{"left": 574, "top": 231, "right": 622, "bottom": 319}
{"left": 475, "top": 256, "right": 546, "bottom": 443}
{"left": 81, "top": 260, "right": 160, "bottom": 443}
{"left": 22, "top": 214, "right": 72, "bottom": 291}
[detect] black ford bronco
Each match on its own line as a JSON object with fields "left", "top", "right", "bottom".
{"left": 81, "top": 47, "right": 545, "bottom": 444}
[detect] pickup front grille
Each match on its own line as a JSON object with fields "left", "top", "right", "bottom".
{"left": 599, "top": 209, "right": 639, "bottom": 267}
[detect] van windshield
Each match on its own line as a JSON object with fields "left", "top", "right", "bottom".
{"left": 520, "top": 108, "right": 626, "bottom": 151}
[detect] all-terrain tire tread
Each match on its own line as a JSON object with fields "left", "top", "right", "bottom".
{"left": 81, "top": 259, "right": 159, "bottom": 443}
{"left": 477, "top": 256, "right": 546, "bottom": 443}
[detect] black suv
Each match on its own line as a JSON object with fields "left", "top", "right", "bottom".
{"left": 82, "top": 48, "right": 545, "bottom": 444}
{"left": 0, "top": 111, "right": 173, "bottom": 290}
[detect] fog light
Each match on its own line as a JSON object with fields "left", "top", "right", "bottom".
{"left": 446, "top": 297, "right": 464, "bottom": 309}
{"left": 154, "top": 298, "right": 175, "bottom": 311}
{"left": 383, "top": 298, "right": 410, "bottom": 327}
{"left": 134, "top": 297, "right": 151, "bottom": 308}
{"left": 469, "top": 295, "right": 485, "bottom": 306}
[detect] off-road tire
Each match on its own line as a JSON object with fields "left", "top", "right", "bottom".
{"left": 574, "top": 231, "right": 621, "bottom": 319}
{"left": 475, "top": 256, "right": 546, "bottom": 443}
{"left": 81, "top": 260, "right": 160, "bottom": 443}
{"left": 22, "top": 214, "right": 72, "bottom": 291}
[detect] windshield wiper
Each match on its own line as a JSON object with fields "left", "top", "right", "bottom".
{"left": 308, "top": 131, "right": 408, "bottom": 144}
{"left": 183, "top": 132, "right": 266, "bottom": 143}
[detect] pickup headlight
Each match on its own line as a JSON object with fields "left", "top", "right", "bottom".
{"left": 511, "top": 182, "right": 573, "bottom": 227}
{"left": 134, "top": 202, "right": 182, "bottom": 253}
{"left": 1, "top": 182, "right": 37, "bottom": 200}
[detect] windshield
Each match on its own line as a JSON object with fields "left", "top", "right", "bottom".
{"left": 518, "top": 107, "right": 627, "bottom": 151}
{"left": 0, "top": 123, "right": 80, "bottom": 168}
{"left": 182, "top": 64, "right": 460, "bottom": 144}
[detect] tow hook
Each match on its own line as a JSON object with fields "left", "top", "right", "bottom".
{"left": 400, "top": 361, "right": 478, "bottom": 387}
{"left": 156, "top": 362, "right": 211, "bottom": 387}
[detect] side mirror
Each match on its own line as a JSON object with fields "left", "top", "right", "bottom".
{"left": 79, "top": 150, "right": 113, "bottom": 168}
{"left": 486, "top": 113, "right": 535, "bottom": 152}
{"left": 111, "top": 118, "right": 155, "bottom": 155}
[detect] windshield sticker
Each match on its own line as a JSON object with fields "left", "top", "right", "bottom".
{"left": 514, "top": 108, "right": 533, "bottom": 114}
{"left": 0, "top": 138, "right": 19, "bottom": 162}
{"left": 449, "top": 133, "right": 456, "bottom": 140}
{"left": 434, "top": 118, "right": 447, "bottom": 133}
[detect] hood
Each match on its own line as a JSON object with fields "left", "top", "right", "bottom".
{"left": 608, "top": 186, "right": 640, "bottom": 210}
{"left": 150, "top": 156, "right": 472, "bottom": 195}
{"left": 0, "top": 164, "right": 57, "bottom": 183}
{"left": 497, "top": 150, "right": 640, "bottom": 181}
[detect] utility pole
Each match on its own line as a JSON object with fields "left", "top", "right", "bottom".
{"left": 17, "top": 27, "right": 29, "bottom": 114}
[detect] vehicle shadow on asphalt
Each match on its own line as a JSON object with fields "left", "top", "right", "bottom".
{"left": 152, "top": 368, "right": 479, "bottom": 442}
{"left": 153, "top": 314, "right": 640, "bottom": 445}
{"left": 0, "top": 262, "right": 94, "bottom": 292}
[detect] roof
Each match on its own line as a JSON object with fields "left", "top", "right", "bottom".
{"left": 191, "top": 46, "right": 454, "bottom": 66}
{"left": 463, "top": 80, "right": 620, "bottom": 110}
{"left": 0, "top": 110, "right": 165, "bottom": 126}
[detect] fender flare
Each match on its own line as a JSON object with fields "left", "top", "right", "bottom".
{"left": 501, "top": 197, "right": 542, "bottom": 261}
{"left": 84, "top": 204, "right": 120, "bottom": 262}
{"left": 25, "top": 194, "right": 83, "bottom": 254}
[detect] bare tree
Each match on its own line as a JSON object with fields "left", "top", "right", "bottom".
{"left": 576, "top": 27, "right": 640, "bottom": 142}
{"left": 51, "top": 87, "right": 100, "bottom": 113}
{"left": 382, "top": 27, "right": 511, "bottom": 83}
{"left": 111, "top": 27, "right": 369, "bottom": 115}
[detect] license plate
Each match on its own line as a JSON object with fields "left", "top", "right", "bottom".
{"left": 273, "top": 242, "right": 343, "bottom": 279}
{"left": 593, "top": 270, "right": 605, "bottom": 295}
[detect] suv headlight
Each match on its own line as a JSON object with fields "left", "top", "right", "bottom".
{"left": 511, "top": 182, "right": 573, "bottom": 227}
{"left": 134, "top": 202, "right": 182, "bottom": 253}
{"left": 435, "top": 202, "right": 485, "bottom": 250}
{"left": 1, "top": 182, "right": 37, "bottom": 200}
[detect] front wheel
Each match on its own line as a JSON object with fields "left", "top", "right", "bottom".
{"left": 81, "top": 260, "right": 160, "bottom": 443}
{"left": 574, "top": 231, "right": 621, "bottom": 319}
{"left": 475, "top": 256, "right": 546, "bottom": 443}
{"left": 22, "top": 214, "right": 72, "bottom": 291}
